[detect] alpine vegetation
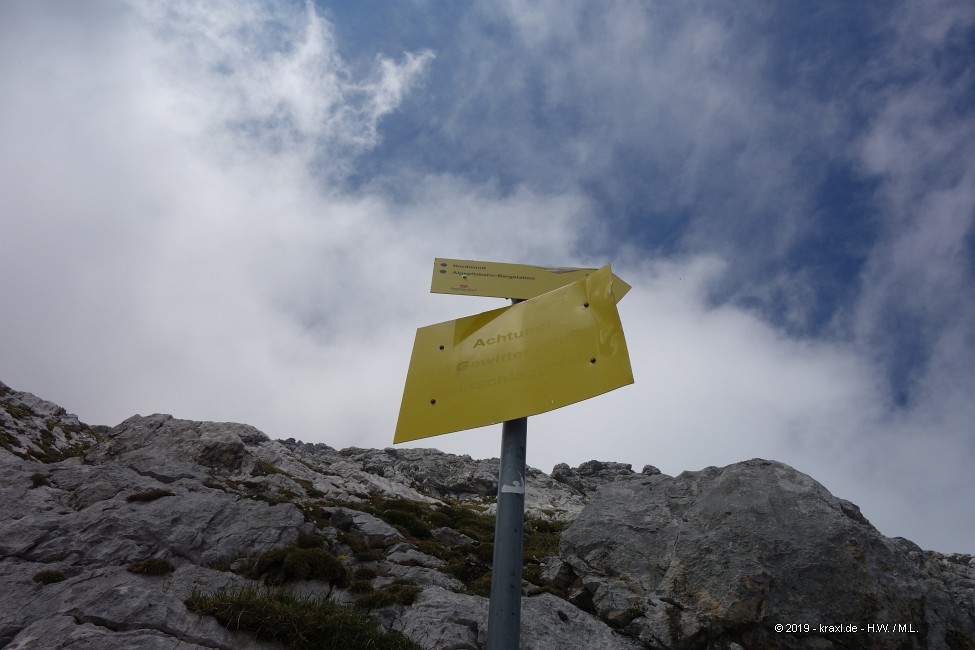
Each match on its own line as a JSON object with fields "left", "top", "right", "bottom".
{"left": 1, "top": 379, "right": 973, "bottom": 649}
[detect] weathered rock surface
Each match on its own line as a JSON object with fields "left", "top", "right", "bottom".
{"left": 1, "top": 460, "right": 308, "bottom": 570}
{"left": 394, "top": 586, "right": 641, "bottom": 649}
{"left": 0, "top": 381, "right": 100, "bottom": 463}
{"left": 2, "top": 380, "right": 974, "bottom": 649}
{"left": 549, "top": 460, "right": 975, "bottom": 649}
{"left": 1, "top": 562, "right": 274, "bottom": 649}
{"left": 282, "top": 442, "right": 622, "bottom": 520}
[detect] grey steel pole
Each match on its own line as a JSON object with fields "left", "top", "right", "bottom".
{"left": 487, "top": 297, "right": 528, "bottom": 649}
{"left": 486, "top": 415, "right": 527, "bottom": 649}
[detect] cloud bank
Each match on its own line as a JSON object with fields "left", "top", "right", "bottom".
{"left": 2, "top": 0, "right": 973, "bottom": 553}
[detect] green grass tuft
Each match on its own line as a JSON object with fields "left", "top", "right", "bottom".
{"left": 126, "top": 488, "right": 175, "bottom": 502}
{"left": 349, "top": 579, "right": 374, "bottom": 594}
{"left": 2, "top": 402, "right": 33, "bottom": 420}
{"left": 522, "top": 517, "right": 567, "bottom": 585}
{"left": 1, "top": 429, "right": 24, "bottom": 451}
{"left": 33, "top": 569, "right": 67, "bottom": 585}
{"left": 248, "top": 545, "right": 349, "bottom": 587}
{"left": 356, "top": 582, "right": 421, "bottom": 610}
{"left": 378, "top": 509, "right": 432, "bottom": 539}
{"left": 128, "top": 557, "right": 175, "bottom": 575}
{"left": 328, "top": 495, "right": 566, "bottom": 596}
{"left": 251, "top": 459, "right": 283, "bottom": 477}
{"left": 293, "top": 476, "right": 326, "bottom": 498}
{"left": 185, "top": 586, "right": 421, "bottom": 650}
{"left": 294, "top": 531, "right": 325, "bottom": 549}
{"left": 353, "top": 566, "right": 378, "bottom": 580}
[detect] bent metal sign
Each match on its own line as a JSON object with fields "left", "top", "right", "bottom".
{"left": 431, "top": 257, "right": 631, "bottom": 301}
{"left": 394, "top": 264, "right": 633, "bottom": 443}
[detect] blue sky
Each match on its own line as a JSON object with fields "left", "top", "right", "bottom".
{"left": 2, "top": 0, "right": 974, "bottom": 553}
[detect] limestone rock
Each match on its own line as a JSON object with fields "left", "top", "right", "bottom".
{"left": 386, "top": 543, "right": 446, "bottom": 568}
{"left": 432, "top": 526, "right": 476, "bottom": 547}
{"left": 287, "top": 443, "right": 597, "bottom": 520}
{"left": 0, "top": 561, "right": 275, "bottom": 649}
{"left": 392, "top": 586, "right": 641, "bottom": 650}
{"left": 0, "top": 460, "right": 307, "bottom": 568}
{"left": 393, "top": 586, "right": 486, "bottom": 649}
{"left": 3, "top": 380, "right": 974, "bottom": 649}
{"left": 85, "top": 413, "right": 262, "bottom": 480}
{"left": 552, "top": 459, "right": 975, "bottom": 649}
{"left": 550, "top": 459, "right": 638, "bottom": 495}
{"left": 326, "top": 507, "right": 404, "bottom": 544}
{"left": 0, "top": 380, "right": 99, "bottom": 463}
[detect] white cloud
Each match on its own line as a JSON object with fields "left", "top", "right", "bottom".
{"left": 400, "top": 250, "right": 975, "bottom": 552}
{"left": 1, "top": 0, "right": 973, "bottom": 556}
{"left": 851, "top": 1, "right": 975, "bottom": 420}
{"left": 0, "top": 0, "right": 590, "bottom": 444}
{"left": 122, "top": 0, "right": 435, "bottom": 167}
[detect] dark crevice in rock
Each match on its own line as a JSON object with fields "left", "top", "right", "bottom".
{"left": 127, "top": 467, "right": 187, "bottom": 484}
{"left": 0, "top": 622, "right": 25, "bottom": 644}
{"left": 67, "top": 612, "right": 232, "bottom": 650}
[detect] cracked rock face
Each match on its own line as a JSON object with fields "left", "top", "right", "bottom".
{"left": 1, "top": 564, "right": 274, "bottom": 650}
{"left": 551, "top": 459, "right": 975, "bottom": 649}
{"left": 0, "top": 381, "right": 100, "bottom": 463}
{"left": 393, "top": 587, "right": 642, "bottom": 650}
{"left": 2, "top": 380, "right": 974, "bottom": 649}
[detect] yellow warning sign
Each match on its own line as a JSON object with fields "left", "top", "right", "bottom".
{"left": 395, "top": 266, "right": 633, "bottom": 443}
{"left": 431, "top": 258, "right": 631, "bottom": 301}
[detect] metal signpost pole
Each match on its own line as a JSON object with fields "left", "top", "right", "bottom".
{"left": 487, "top": 298, "right": 527, "bottom": 650}
{"left": 487, "top": 414, "right": 527, "bottom": 649}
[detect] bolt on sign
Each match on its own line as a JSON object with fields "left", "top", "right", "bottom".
{"left": 431, "top": 257, "right": 631, "bottom": 301}
{"left": 394, "top": 265, "right": 633, "bottom": 443}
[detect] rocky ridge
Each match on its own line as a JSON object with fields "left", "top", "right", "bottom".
{"left": 1, "top": 379, "right": 973, "bottom": 649}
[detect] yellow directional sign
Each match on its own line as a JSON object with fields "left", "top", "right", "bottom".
{"left": 431, "top": 258, "right": 631, "bottom": 301}
{"left": 395, "top": 265, "right": 633, "bottom": 443}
